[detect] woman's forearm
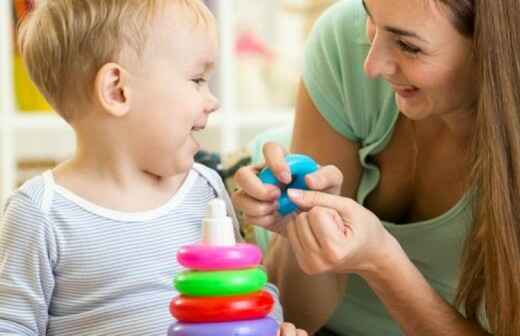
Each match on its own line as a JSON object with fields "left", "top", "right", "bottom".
{"left": 361, "top": 237, "right": 490, "bottom": 336}
{"left": 264, "top": 234, "right": 348, "bottom": 334}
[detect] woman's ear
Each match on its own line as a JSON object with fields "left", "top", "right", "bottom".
{"left": 94, "top": 63, "right": 131, "bottom": 117}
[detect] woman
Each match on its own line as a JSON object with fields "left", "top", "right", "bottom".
{"left": 233, "top": 0, "right": 520, "bottom": 335}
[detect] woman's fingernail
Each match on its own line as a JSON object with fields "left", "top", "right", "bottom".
{"left": 306, "top": 175, "right": 316, "bottom": 187}
{"left": 287, "top": 189, "right": 302, "bottom": 200}
{"left": 281, "top": 171, "right": 291, "bottom": 183}
{"left": 269, "top": 188, "right": 280, "bottom": 198}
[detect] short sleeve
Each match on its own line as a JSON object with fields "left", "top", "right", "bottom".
{"left": 303, "top": 0, "right": 396, "bottom": 144}
{"left": 0, "top": 192, "right": 57, "bottom": 335}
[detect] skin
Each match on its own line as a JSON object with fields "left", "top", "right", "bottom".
{"left": 363, "top": 0, "right": 478, "bottom": 124}
{"left": 361, "top": 0, "right": 479, "bottom": 224}
{"left": 233, "top": 0, "right": 490, "bottom": 334}
{"left": 54, "top": 3, "right": 219, "bottom": 212}
{"left": 51, "top": 3, "right": 306, "bottom": 335}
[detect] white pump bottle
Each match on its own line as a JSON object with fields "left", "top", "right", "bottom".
{"left": 201, "top": 198, "right": 236, "bottom": 246}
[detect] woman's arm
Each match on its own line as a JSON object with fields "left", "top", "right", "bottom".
{"left": 233, "top": 79, "right": 362, "bottom": 332}
{"left": 290, "top": 81, "right": 362, "bottom": 199}
{"left": 262, "top": 81, "right": 362, "bottom": 333}
{"left": 286, "top": 190, "right": 491, "bottom": 336}
{"left": 264, "top": 233, "right": 347, "bottom": 334}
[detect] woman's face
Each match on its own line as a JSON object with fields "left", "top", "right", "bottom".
{"left": 363, "top": 0, "right": 478, "bottom": 120}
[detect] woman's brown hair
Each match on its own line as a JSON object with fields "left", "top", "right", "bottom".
{"left": 440, "top": 0, "right": 520, "bottom": 334}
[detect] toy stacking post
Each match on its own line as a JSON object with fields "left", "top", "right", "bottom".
{"left": 167, "top": 199, "right": 278, "bottom": 336}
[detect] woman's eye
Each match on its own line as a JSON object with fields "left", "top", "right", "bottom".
{"left": 397, "top": 40, "right": 421, "bottom": 54}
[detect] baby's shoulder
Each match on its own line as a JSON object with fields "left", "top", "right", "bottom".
{"left": 8, "top": 172, "right": 54, "bottom": 213}
{"left": 192, "top": 163, "right": 225, "bottom": 192}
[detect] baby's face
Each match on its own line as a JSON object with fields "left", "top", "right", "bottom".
{"left": 124, "top": 3, "right": 219, "bottom": 177}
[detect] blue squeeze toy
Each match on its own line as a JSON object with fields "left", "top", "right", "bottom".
{"left": 258, "top": 154, "right": 318, "bottom": 216}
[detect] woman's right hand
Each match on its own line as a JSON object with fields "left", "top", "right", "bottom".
{"left": 232, "top": 142, "right": 344, "bottom": 235}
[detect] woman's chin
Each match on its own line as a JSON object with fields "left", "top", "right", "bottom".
{"left": 396, "top": 99, "right": 430, "bottom": 120}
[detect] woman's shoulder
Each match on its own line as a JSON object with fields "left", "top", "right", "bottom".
{"left": 315, "top": 0, "right": 368, "bottom": 41}
{"left": 307, "top": 0, "right": 370, "bottom": 55}
{"left": 304, "top": 0, "right": 396, "bottom": 143}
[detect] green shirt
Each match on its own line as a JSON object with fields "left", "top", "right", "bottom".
{"left": 252, "top": 0, "right": 474, "bottom": 334}
{"left": 304, "top": 1, "right": 472, "bottom": 334}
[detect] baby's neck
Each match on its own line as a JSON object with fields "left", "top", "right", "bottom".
{"left": 52, "top": 153, "right": 188, "bottom": 213}
{"left": 51, "top": 117, "right": 190, "bottom": 212}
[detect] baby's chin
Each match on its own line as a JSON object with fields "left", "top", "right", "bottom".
{"left": 141, "top": 156, "right": 194, "bottom": 181}
{"left": 165, "top": 160, "right": 195, "bottom": 179}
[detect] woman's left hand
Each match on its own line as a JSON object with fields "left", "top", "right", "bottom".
{"left": 285, "top": 188, "right": 398, "bottom": 276}
{"left": 278, "top": 322, "right": 308, "bottom": 336}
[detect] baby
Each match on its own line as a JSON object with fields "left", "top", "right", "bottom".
{"left": 0, "top": 1, "right": 305, "bottom": 335}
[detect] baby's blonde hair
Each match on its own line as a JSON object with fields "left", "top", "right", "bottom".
{"left": 18, "top": 0, "right": 214, "bottom": 121}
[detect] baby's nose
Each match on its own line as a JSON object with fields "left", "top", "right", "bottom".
{"left": 206, "top": 95, "right": 220, "bottom": 114}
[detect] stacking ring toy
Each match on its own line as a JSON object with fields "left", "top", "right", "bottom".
{"left": 168, "top": 317, "right": 278, "bottom": 336}
{"left": 174, "top": 268, "right": 267, "bottom": 296}
{"left": 259, "top": 154, "right": 318, "bottom": 216}
{"left": 177, "top": 243, "right": 262, "bottom": 270}
{"left": 170, "top": 291, "right": 274, "bottom": 322}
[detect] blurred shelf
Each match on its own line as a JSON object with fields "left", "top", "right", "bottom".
{"left": 11, "top": 108, "right": 294, "bottom": 130}
{"left": 236, "top": 107, "right": 294, "bottom": 127}
{"left": 207, "top": 107, "right": 294, "bottom": 128}
{"left": 13, "top": 112, "right": 69, "bottom": 130}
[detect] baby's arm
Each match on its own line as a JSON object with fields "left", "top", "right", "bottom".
{"left": 0, "top": 193, "right": 56, "bottom": 335}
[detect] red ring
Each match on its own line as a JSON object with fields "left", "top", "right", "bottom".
{"left": 170, "top": 291, "right": 274, "bottom": 322}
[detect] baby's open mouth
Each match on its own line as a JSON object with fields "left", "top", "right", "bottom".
{"left": 191, "top": 126, "right": 205, "bottom": 132}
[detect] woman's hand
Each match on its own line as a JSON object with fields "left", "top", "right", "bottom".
{"left": 285, "top": 188, "right": 399, "bottom": 276}
{"left": 278, "top": 322, "right": 308, "bottom": 336}
{"left": 232, "top": 142, "right": 343, "bottom": 235}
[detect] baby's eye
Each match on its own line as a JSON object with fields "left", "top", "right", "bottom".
{"left": 192, "top": 78, "right": 207, "bottom": 85}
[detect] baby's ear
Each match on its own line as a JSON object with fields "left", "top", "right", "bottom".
{"left": 94, "top": 63, "right": 131, "bottom": 117}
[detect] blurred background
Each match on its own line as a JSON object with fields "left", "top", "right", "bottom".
{"left": 0, "top": 0, "right": 337, "bottom": 206}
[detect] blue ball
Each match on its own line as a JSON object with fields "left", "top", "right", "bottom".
{"left": 258, "top": 154, "right": 318, "bottom": 216}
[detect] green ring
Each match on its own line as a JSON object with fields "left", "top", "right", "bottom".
{"left": 174, "top": 268, "right": 267, "bottom": 296}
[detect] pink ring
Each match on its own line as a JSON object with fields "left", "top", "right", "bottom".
{"left": 177, "top": 243, "right": 262, "bottom": 270}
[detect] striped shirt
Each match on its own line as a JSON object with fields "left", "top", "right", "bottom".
{"left": 0, "top": 163, "right": 282, "bottom": 335}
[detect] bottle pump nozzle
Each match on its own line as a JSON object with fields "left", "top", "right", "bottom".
{"left": 201, "top": 198, "right": 235, "bottom": 246}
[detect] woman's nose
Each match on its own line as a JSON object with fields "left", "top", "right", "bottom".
{"left": 363, "top": 37, "right": 397, "bottom": 79}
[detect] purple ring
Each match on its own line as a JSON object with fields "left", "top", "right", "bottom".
{"left": 167, "top": 317, "right": 278, "bottom": 336}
